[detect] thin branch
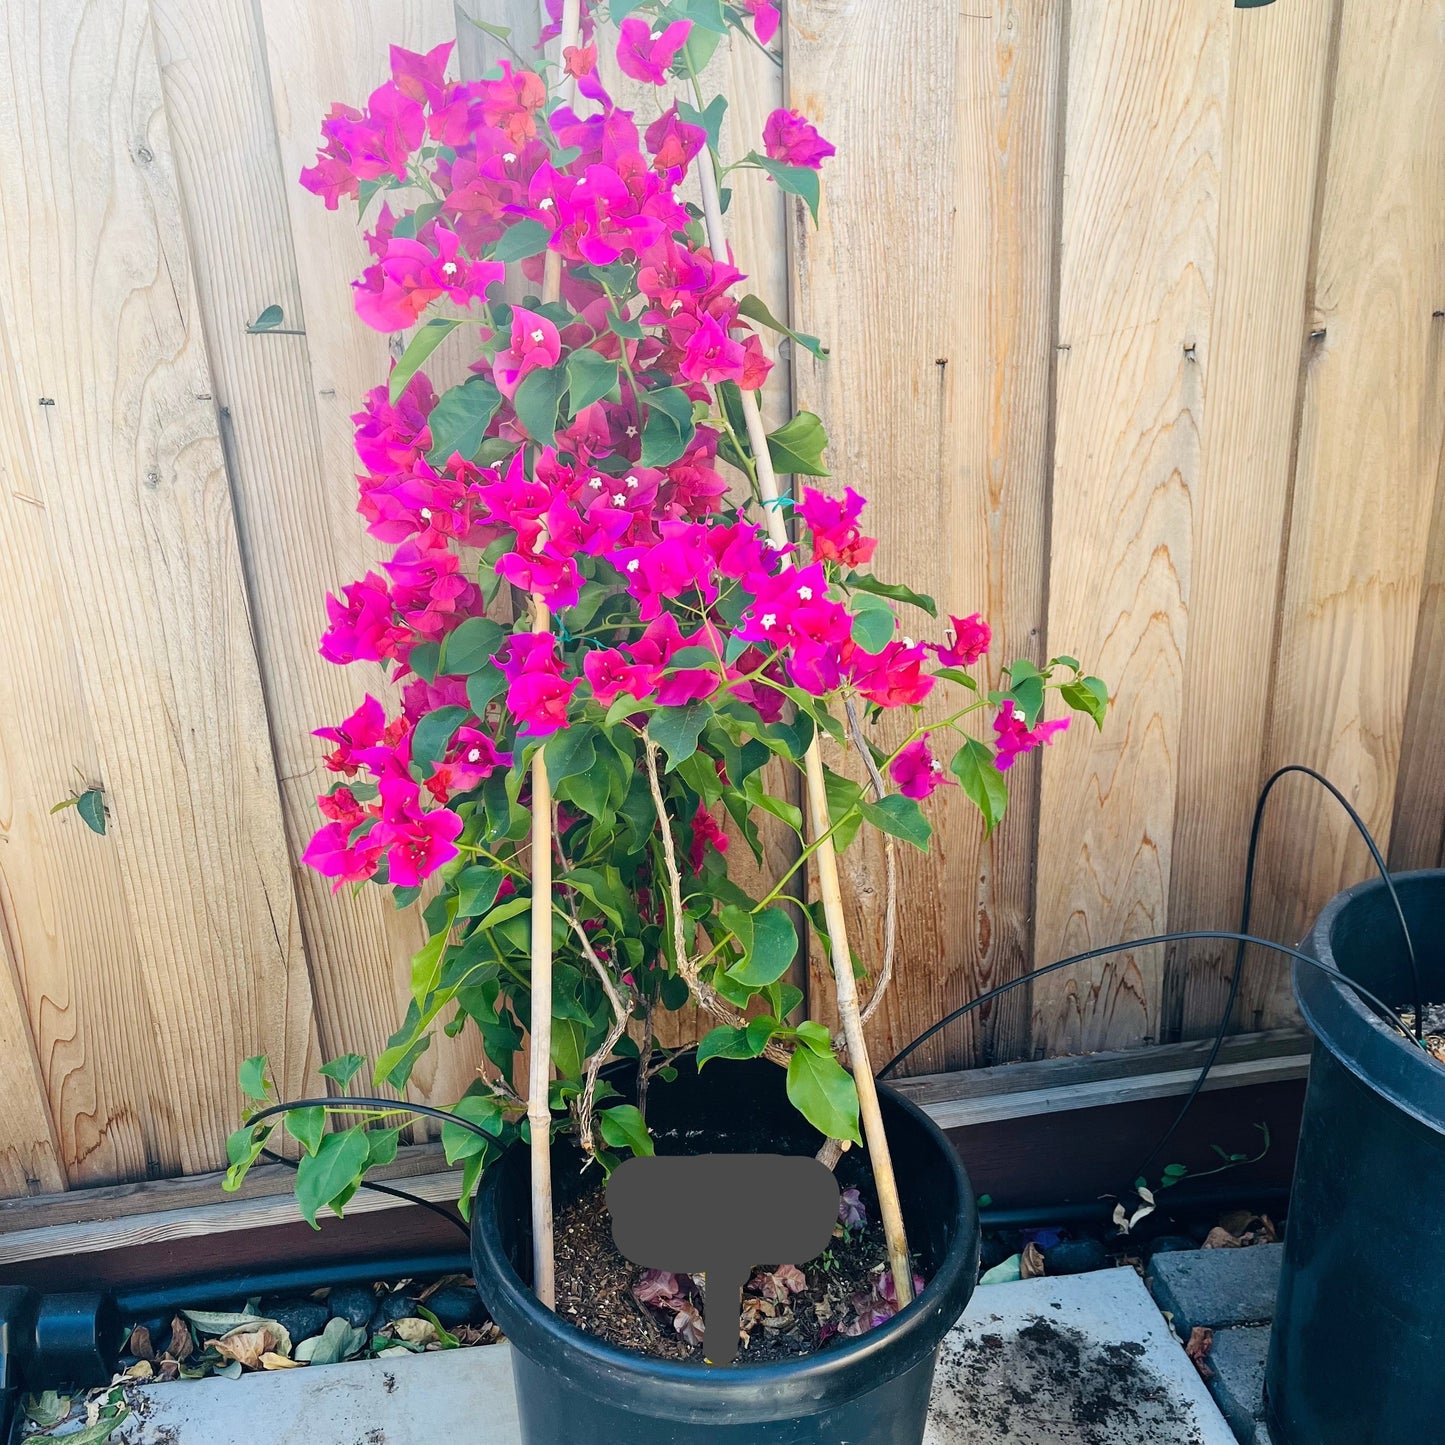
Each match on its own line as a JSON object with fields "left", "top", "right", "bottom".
{"left": 562, "top": 901, "right": 634, "bottom": 1156}
{"left": 642, "top": 740, "right": 789, "bottom": 1064}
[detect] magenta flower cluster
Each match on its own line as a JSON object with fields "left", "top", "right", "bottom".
{"left": 295, "top": 30, "right": 1077, "bottom": 900}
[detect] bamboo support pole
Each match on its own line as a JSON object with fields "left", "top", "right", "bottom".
{"left": 525, "top": 0, "right": 582, "bottom": 1313}
{"left": 695, "top": 150, "right": 914, "bottom": 1305}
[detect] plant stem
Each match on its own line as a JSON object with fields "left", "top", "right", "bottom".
{"left": 693, "top": 113, "right": 914, "bottom": 1307}
{"left": 845, "top": 695, "right": 897, "bottom": 1027}
{"left": 526, "top": 0, "right": 582, "bottom": 1314}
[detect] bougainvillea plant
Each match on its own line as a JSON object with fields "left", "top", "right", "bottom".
{"left": 228, "top": 0, "right": 1104, "bottom": 1314}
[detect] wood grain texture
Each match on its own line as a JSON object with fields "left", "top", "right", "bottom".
{"left": 1034, "top": 0, "right": 1229, "bottom": 1056}
{"left": 151, "top": 0, "right": 487, "bottom": 1114}
{"left": 0, "top": 0, "right": 318, "bottom": 1184}
{"left": 1253, "top": 0, "right": 1445, "bottom": 1014}
{"left": 1163, "top": 0, "right": 1339, "bottom": 1040}
{"left": 788, "top": 0, "right": 1059, "bottom": 1073}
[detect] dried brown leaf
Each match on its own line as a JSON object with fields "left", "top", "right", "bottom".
{"left": 1185, "top": 1326, "right": 1214, "bottom": 1380}
{"left": 213, "top": 1326, "right": 286, "bottom": 1370}
{"left": 128, "top": 1325, "right": 155, "bottom": 1362}
{"left": 123, "top": 1360, "right": 153, "bottom": 1381}
{"left": 260, "top": 1352, "right": 303, "bottom": 1370}
{"left": 1020, "top": 1243, "right": 1046, "bottom": 1279}
{"left": 167, "top": 1318, "right": 195, "bottom": 1363}
{"left": 1201, "top": 1227, "right": 1242, "bottom": 1249}
{"left": 392, "top": 1318, "right": 438, "bottom": 1346}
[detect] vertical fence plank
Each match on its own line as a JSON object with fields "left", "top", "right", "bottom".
{"left": 1033, "top": 0, "right": 1229, "bottom": 1055}
{"left": 0, "top": 0, "right": 319, "bottom": 1185}
{"left": 1163, "top": 1, "right": 1339, "bottom": 1041}
{"left": 150, "top": 0, "right": 487, "bottom": 1113}
{"left": 1393, "top": 447, "right": 1445, "bottom": 871}
{"left": 1253, "top": 0, "right": 1445, "bottom": 1012}
{"left": 788, "top": 0, "right": 1059, "bottom": 1073}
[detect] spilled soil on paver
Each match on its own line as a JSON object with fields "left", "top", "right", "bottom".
{"left": 928, "top": 1312, "right": 1207, "bottom": 1445}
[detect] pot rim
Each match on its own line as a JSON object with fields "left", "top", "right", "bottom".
{"left": 470, "top": 1073, "right": 979, "bottom": 1419}
{"left": 1297, "top": 867, "right": 1445, "bottom": 1136}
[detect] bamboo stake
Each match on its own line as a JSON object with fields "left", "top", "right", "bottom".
{"left": 695, "top": 151, "right": 914, "bottom": 1305}
{"left": 525, "top": 0, "right": 582, "bottom": 1313}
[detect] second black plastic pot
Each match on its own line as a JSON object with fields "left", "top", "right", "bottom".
{"left": 1266, "top": 869, "right": 1445, "bottom": 1445}
{"left": 471, "top": 1057, "right": 980, "bottom": 1445}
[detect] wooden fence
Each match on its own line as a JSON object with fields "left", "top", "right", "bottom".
{"left": 0, "top": 0, "right": 1440, "bottom": 1199}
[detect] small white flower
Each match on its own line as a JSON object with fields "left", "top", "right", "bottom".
{"left": 612, "top": 492, "right": 627, "bottom": 506}
{"left": 539, "top": 197, "right": 555, "bottom": 210}
{"left": 626, "top": 558, "right": 641, "bottom": 573}
{"left": 626, "top": 425, "right": 638, "bottom": 438}
{"left": 503, "top": 152, "right": 517, "bottom": 164}
{"left": 930, "top": 759, "right": 944, "bottom": 774}
{"left": 797, "top": 585, "right": 813, "bottom": 601}
{"left": 419, "top": 507, "right": 432, "bottom": 520}
{"left": 766, "top": 538, "right": 787, "bottom": 550}
{"left": 625, "top": 476, "right": 638, "bottom": 489}
{"left": 589, "top": 476, "right": 604, "bottom": 489}
{"left": 441, "top": 261, "right": 458, "bottom": 277}
{"left": 902, "top": 636, "right": 915, "bottom": 648}
{"left": 467, "top": 747, "right": 483, "bottom": 764}
{"left": 761, "top": 612, "right": 778, "bottom": 629}
{"left": 530, "top": 329, "right": 546, "bottom": 343}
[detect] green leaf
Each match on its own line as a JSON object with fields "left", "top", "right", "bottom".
{"left": 442, "top": 1094, "right": 506, "bottom": 1163}
{"left": 1003, "top": 661, "right": 1045, "bottom": 727}
{"left": 598, "top": 1104, "right": 654, "bottom": 1157}
{"left": 648, "top": 702, "right": 713, "bottom": 771}
{"left": 319, "top": 1053, "right": 366, "bottom": 1088}
{"left": 492, "top": 218, "right": 551, "bottom": 263}
{"left": 294, "top": 1129, "right": 372, "bottom": 1228}
{"left": 248, "top": 304, "right": 284, "bottom": 332}
{"left": 737, "top": 293, "right": 825, "bottom": 359}
{"left": 747, "top": 152, "right": 822, "bottom": 221}
{"left": 766, "top": 411, "right": 830, "bottom": 477}
{"left": 676, "top": 94, "right": 728, "bottom": 148}
{"left": 860, "top": 793, "right": 933, "bottom": 851}
{"left": 426, "top": 376, "right": 502, "bottom": 467}
{"left": 696, "top": 1025, "right": 757, "bottom": 1068}
{"left": 76, "top": 788, "right": 107, "bottom": 835}
{"left": 410, "top": 899, "right": 458, "bottom": 1000}
{"left": 466, "top": 664, "right": 507, "bottom": 717}
{"left": 843, "top": 571, "right": 938, "bottom": 617}
{"left": 411, "top": 705, "right": 470, "bottom": 770}
{"left": 607, "top": 309, "right": 646, "bottom": 340}
{"left": 639, "top": 407, "right": 693, "bottom": 467}
{"left": 238, "top": 1055, "right": 270, "bottom": 1101}
{"left": 850, "top": 591, "right": 896, "bottom": 651}
{"left": 51, "top": 1413, "right": 128, "bottom": 1445}
{"left": 287, "top": 1105, "right": 326, "bottom": 1157}
{"left": 223, "top": 1124, "right": 271, "bottom": 1191}
{"left": 1061, "top": 674, "right": 1109, "bottom": 728}
{"left": 644, "top": 385, "right": 695, "bottom": 429}
{"left": 440, "top": 617, "right": 505, "bottom": 676}
{"left": 390, "top": 317, "right": 460, "bottom": 403}
{"left": 295, "top": 1317, "right": 369, "bottom": 1365}
{"left": 729, "top": 906, "right": 797, "bottom": 986}
{"left": 456, "top": 865, "right": 506, "bottom": 918}
{"left": 543, "top": 722, "right": 598, "bottom": 788}
{"left": 513, "top": 365, "right": 565, "bottom": 445}
{"left": 950, "top": 737, "right": 1008, "bottom": 834}
{"left": 787, "top": 1045, "right": 860, "bottom": 1144}
{"left": 564, "top": 349, "right": 619, "bottom": 416}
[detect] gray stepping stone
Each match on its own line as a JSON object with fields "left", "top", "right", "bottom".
{"left": 1147, "top": 1244, "right": 1283, "bottom": 1338}
{"left": 926, "top": 1268, "right": 1236, "bottom": 1444}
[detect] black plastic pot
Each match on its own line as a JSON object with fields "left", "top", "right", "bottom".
{"left": 1266, "top": 869, "right": 1445, "bottom": 1445}
{"left": 471, "top": 1058, "right": 980, "bottom": 1445}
